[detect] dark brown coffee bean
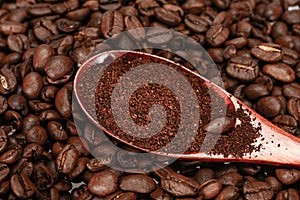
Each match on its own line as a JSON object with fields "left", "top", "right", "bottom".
{"left": 44, "top": 55, "right": 74, "bottom": 85}
{"left": 0, "top": 128, "right": 8, "bottom": 153}
{"left": 0, "top": 95, "right": 8, "bottom": 115}
{"left": 33, "top": 18, "right": 58, "bottom": 42}
{"left": 120, "top": 174, "right": 155, "bottom": 193}
{"left": 56, "top": 18, "right": 80, "bottom": 33}
{"left": 157, "top": 167, "right": 200, "bottom": 197}
{"left": 293, "top": 24, "right": 300, "bottom": 36}
{"left": 226, "top": 56, "right": 259, "bottom": 82}
{"left": 184, "top": 14, "right": 211, "bottom": 33}
{"left": 0, "top": 21, "right": 27, "bottom": 35}
{"left": 282, "top": 10, "right": 300, "bottom": 24}
{"left": 218, "top": 172, "right": 243, "bottom": 187}
{"left": 0, "top": 144, "right": 22, "bottom": 164}
{"left": 276, "top": 188, "right": 299, "bottom": 200}
{"left": 28, "top": 100, "right": 53, "bottom": 112}
{"left": 3, "top": 110, "right": 22, "bottom": 130}
{"left": 23, "top": 143, "right": 43, "bottom": 159}
{"left": 68, "top": 157, "right": 89, "bottom": 180}
{"left": 263, "top": 63, "right": 295, "bottom": 83}
{"left": 251, "top": 43, "right": 283, "bottom": 62}
{"left": 33, "top": 44, "right": 55, "bottom": 72}
{"left": 101, "top": 10, "right": 123, "bottom": 39}
{"left": 244, "top": 84, "right": 270, "bottom": 100}
{"left": 275, "top": 169, "right": 300, "bottom": 185}
{"left": 7, "top": 34, "right": 29, "bottom": 53}
{"left": 56, "top": 144, "right": 79, "bottom": 174}
{"left": 88, "top": 170, "right": 118, "bottom": 197}
{"left": 206, "top": 24, "right": 230, "bottom": 47}
{"left": 8, "top": 94, "right": 28, "bottom": 116}
{"left": 67, "top": 136, "right": 89, "bottom": 156}
{"left": 182, "top": 0, "right": 204, "bottom": 14}
{"left": 243, "top": 181, "right": 274, "bottom": 200}
{"left": 0, "top": 162, "right": 9, "bottom": 183}
{"left": 225, "top": 37, "right": 248, "bottom": 49}
{"left": 215, "top": 185, "right": 239, "bottom": 200}
{"left": 154, "top": 6, "right": 181, "bottom": 26}
{"left": 137, "top": 0, "right": 159, "bottom": 16}
{"left": 203, "top": 117, "right": 235, "bottom": 133}
{"left": 272, "top": 115, "right": 297, "bottom": 134}
{"left": 213, "top": 0, "right": 230, "bottom": 10}
{"left": 283, "top": 84, "right": 300, "bottom": 99}
{"left": 105, "top": 191, "right": 137, "bottom": 200}
{"left": 265, "top": 176, "right": 282, "bottom": 193}
{"left": 271, "top": 21, "right": 289, "bottom": 39}
{"left": 0, "top": 65, "right": 18, "bottom": 94}
{"left": 263, "top": 3, "right": 283, "bottom": 21}
{"left": 256, "top": 96, "right": 282, "bottom": 118}
{"left": 41, "top": 85, "right": 58, "bottom": 102}
{"left": 47, "top": 121, "right": 68, "bottom": 141}
{"left": 10, "top": 173, "right": 35, "bottom": 199}
{"left": 199, "top": 179, "right": 222, "bottom": 199}
{"left": 281, "top": 47, "right": 298, "bottom": 67}
{"left": 22, "top": 72, "right": 43, "bottom": 99}
{"left": 65, "top": 7, "right": 91, "bottom": 21}
{"left": 55, "top": 86, "right": 72, "bottom": 118}
{"left": 195, "top": 168, "right": 215, "bottom": 185}
{"left": 0, "top": 180, "right": 9, "bottom": 196}
{"left": 287, "top": 97, "right": 300, "bottom": 121}
{"left": 207, "top": 48, "right": 224, "bottom": 63}
{"left": 86, "top": 157, "right": 111, "bottom": 172}
{"left": 26, "top": 125, "right": 48, "bottom": 145}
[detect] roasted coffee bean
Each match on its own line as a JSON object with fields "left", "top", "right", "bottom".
{"left": 0, "top": 65, "right": 17, "bottom": 94}
{"left": 33, "top": 18, "right": 58, "bottom": 42}
{"left": 195, "top": 168, "right": 215, "bottom": 185}
{"left": 33, "top": 44, "right": 55, "bottom": 72}
{"left": 283, "top": 84, "right": 300, "bottom": 99}
{"left": 137, "top": 0, "right": 159, "bottom": 16}
{"left": 22, "top": 143, "right": 43, "bottom": 159}
{"left": 65, "top": 7, "right": 90, "bottom": 21}
{"left": 87, "top": 157, "right": 111, "bottom": 172}
{"left": 281, "top": 47, "right": 298, "bottom": 67}
{"left": 55, "top": 86, "right": 72, "bottom": 118}
{"left": 272, "top": 115, "right": 297, "bottom": 134}
{"left": 244, "top": 84, "right": 269, "bottom": 100}
{"left": 287, "top": 97, "right": 300, "bottom": 121}
{"left": 88, "top": 170, "right": 118, "bottom": 197}
{"left": 44, "top": 55, "right": 74, "bottom": 85}
{"left": 282, "top": 10, "right": 300, "bottom": 24}
{"left": 8, "top": 94, "right": 28, "bottom": 116}
{"left": 67, "top": 136, "right": 89, "bottom": 156}
{"left": 41, "top": 85, "right": 58, "bottom": 102}
{"left": 7, "top": 34, "right": 29, "bottom": 53}
{"left": 226, "top": 56, "right": 259, "bottom": 82}
{"left": 22, "top": 72, "right": 43, "bottom": 100}
{"left": 243, "top": 181, "right": 274, "bottom": 200}
{"left": 218, "top": 172, "right": 243, "bottom": 187}
{"left": 56, "top": 18, "right": 80, "bottom": 33}
{"left": 182, "top": 0, "right": 204, "bottom": 14}
{"left": 56, "top": 144, "right": 79, "bottom": 174}
{"left": 276, "top": 188, "right": 299, "bottom": 200}
{"left": 120, "top": 174, "right": 155, "bottom": 193}
{"left": 184, "top": 14, "right": 211, "bottom": 33}
{"left": 263, "top": 3, "right": 282, "bottom": 21}
{"left": 154, "top": 6, "right": 181, "bottom": 26}
{"left": 263, "top": 63, "right": 295, "bottom": 83}
{"left": 203, "top": 117, "right": 235, "bottom": 133}
{"left": 275, "top": 169, "right": 300, "bottom": 185}
{"left": 265, "top": 176, "right": 282, "bottom": 193}
{"left": 0, "top": 128, "right": 8, "bottom": 153}
{"left": 206, "top": 24, "right": 230, "bottom": 47}
{"left": 0, "top": 162, "right": 9, "bottom": 183}
{"left": 0, "top": 144, "right": 22, "bottom": 164}
{"left": 251, "top": 43, "right": 283, "bottom": 62}
{"left": 26, "top": 125, "right": 48, "bottom": 145}
{"left": 101, "top": 10, "right": 123, "bottom": 39}
{"left": 0, "top": 95, "right": 8, "bottom": 115}
{"left": 47, "top": 121, "right": 68, "bottom": 141}
{"left": 68, "top": 157, "right": 89, "bottom": 180}
{"left": 10, "top": 173, "right": 35, "bottom": 199}
{"left": 199, "top": 179, "right": 222, "bottom": 199}
{"left": 105, "top": 191, "right": 137, "bottom": 200}
{"left": 28, "top": 100, "right": 53, "bottom": 112}
{"left": 3, "top": 110, "right": 22, "bottom": 130}
{"left": 256, "top": 96, "right": 282, "bottom": 118}
{"left": 215, "top": 185, "right": 239, "bottom": 200}
{"left": 0, "top": 21, "right": 27, "bottom": 35}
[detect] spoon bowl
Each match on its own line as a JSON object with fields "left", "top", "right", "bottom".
{"left": 74, "top": 50, "right": 300, "bottom": 167}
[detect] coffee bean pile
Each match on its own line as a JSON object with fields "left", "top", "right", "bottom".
{"left": 0, "top": 0, "right": 299, "bottom": 199}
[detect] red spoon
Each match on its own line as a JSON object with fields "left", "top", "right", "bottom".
{"left": 73, "top": 50, "right": 300, "bottom": 167}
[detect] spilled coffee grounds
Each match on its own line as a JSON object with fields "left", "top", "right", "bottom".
{"left": 94, "top": 52, "right": 262, "bottom": 157}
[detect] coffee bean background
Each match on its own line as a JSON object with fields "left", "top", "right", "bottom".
{"left": 0, "top": 0, "right": 299, "bottom": 199}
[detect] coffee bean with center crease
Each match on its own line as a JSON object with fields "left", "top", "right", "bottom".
{"left": 0, "top": 65, "right": 18, "bottom": 95}
{"left": 243, "top": 181, "right": 274, "bottom": 200}
{"left": 10, "top": 173, "right": 35, "bottom": 199}
{"left": 275, "top": 169, "right": 300, "bottom": 185}
{"left": 184, "top": 14, "right": 211, "bottom": 33}
{"left": 154, "top": 6, "right": 182, "bottom": 26}
{"left": 263, "top": 63, "right": 295, "bottom": 83}
{"left": 216, "top": 185, "right": 239, "bottom": 200}
{"left": 8, "top": 94, "right": 28, "bottom": 116}
{"left": 199, "top": 179, "right": 222, "bottom": 199}
{"left": 276, "top": 188, "right": 299, "bottom": 200}
{"left": 206, "top": 24, "right": 230, "bottom": 47}
{"left": 22, "top": 72, "right": 44, "bottom": 100}
{"left": 120, "top": 174, "right": 156, "bottom": 193}
{"left": 101, "top": 10, "right": 124, "bottom": 39}
{"left": 226, "top": 56, "right": 259, "bottom": 82}
{"left": 56, "top": 144, "right": 79, "bottom": 174}
{"left": 251, "top": 43, "right": 283, "bottom": 62}
{"left": 55, "top": 86, "right": 72, "bottom": 118}
{"left": 124, "top": 15, "right": 145, "bottom": 41}
{"left": 0, "top": 162, "right": 9, "bottom": 183}
{"left": 0, "top": 95, "right": 8, "bottom": 115}
{"left": 272, "top": 115, "right": 297, "bottom": 134}
{"left": 256, "top": 96, "right": 282, "bottom": 118}
{"left": 146, "top": 28, "right": 173, "bottom": 44}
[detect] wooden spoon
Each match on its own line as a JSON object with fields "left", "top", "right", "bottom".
{"left": 73, "top": 50, "right": 300, "bottom": 167}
